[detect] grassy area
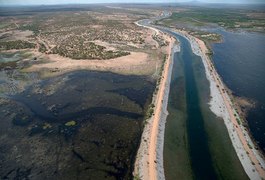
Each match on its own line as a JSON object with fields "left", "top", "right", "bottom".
{"left": 19, "top": 23, "right": 40, "bottom": 35}
{"left": 189, "top": 30, "right": 222, "bottom": 43}
{"left": 51, "top": 41, "right": 130, "bottom": 60}
{"left": 159, "top": 7, "right": 265, "bottom": 33}
{"left": 0, "top": 40, "right": 35, "bottom": 50}
{"left": 0, "top": 5, "right": 155, "bottom": 60}
{"left": 0, "top": 23, "right": 12, "bottom": 29}
{"left": 38, "top": 42, "right": 47, "bottom": 53}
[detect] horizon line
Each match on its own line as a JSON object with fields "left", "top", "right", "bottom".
{"left": 0, "top": 2, "right": 265, "bottom": 7}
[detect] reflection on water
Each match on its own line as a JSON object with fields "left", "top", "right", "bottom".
{"left": 163, "top": 30, "right": 248, "bottom": 180}
{"left": 174, "top": 33, "right": 217, "bottom": 179}
{"left": 211, "top": 30, "right": 265, "bottom": 152}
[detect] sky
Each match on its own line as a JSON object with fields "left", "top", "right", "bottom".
{"left": 0, "top": 0, "right": 264, "bottom": 5}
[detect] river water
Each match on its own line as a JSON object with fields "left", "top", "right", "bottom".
{"left": 163, "top": 30, "right": 247, "bottom": 179}
{"left": 174, "top": 34, "right": 217, "bottom": 179}
{"left": 211, "top": 29, "right": 265, "bottom": 153}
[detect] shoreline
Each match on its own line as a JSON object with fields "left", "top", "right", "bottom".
{"left": 188, "top": 28, "right": 265, "bottom": 159}
{"left": 134, "top": 21, "right": 176, "bottom": 180}
{"left": 172, "top": 28, "right": 265, "bottom": 179}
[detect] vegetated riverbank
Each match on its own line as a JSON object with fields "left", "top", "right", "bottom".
{"left": 170, "top": 28, "right": 265, "bottom": 179}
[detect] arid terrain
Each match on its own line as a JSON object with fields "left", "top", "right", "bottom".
{"left": 1, "top": 3, "right": 265, "bottom": 180}
{"left": 0, "top": 5, "right": 171, "bottom": 180}
{"left": 0, "top": 5, "right": 170, "bottom": 77}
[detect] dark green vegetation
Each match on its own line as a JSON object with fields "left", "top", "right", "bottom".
{"left": 52, "top": 41, "right": 130, "bottom": 60}
{"left": 0, "top": 51, "right": 33, "bottom": 70}
{"left": 0, "top": 4, "right": 167, "bottom": 180}
{"left": 38, "top": 43, "right": 47, "bottom": 53}
{"left": 159, "top": 7, "right": 265, "bottom": 33}
{"left": 152, "top": 34, "right": 168, "bottom": 47}
{"left": 189, "top": 30, "right": 222, "bottom": 43}
{"left": 0, "top": 6, "right": 164, "bottom": 179}
{"left": 0, "top": 70, "right": 154, "bottom": 180}
{"left": 0, "top": 5, "right": 149, "bottom": 60}
{"left": 163, "top": 33, "right": 249, "bottom": 180}
{"left": 0, "top": 40, "right": 35, "bottom": 50}
{"left": 19, "top": 23, "right": 40, "bottom": 35}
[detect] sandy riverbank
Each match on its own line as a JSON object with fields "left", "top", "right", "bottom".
{"left": 133, "top": 23, "right": 176, "bottom": 180}
{"left": 172, "top": 28, "right": 265, "bottom": 179}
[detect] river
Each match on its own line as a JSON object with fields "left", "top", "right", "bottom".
{"left": 211, "top": 29, "right": 265, "bottom": 153}
{"left": 162, "top": 29, "right": 248, "bottom": 179}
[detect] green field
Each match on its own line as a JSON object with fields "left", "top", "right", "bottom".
{"left": 158, "top": 7, "right": 265, "bottom": 33}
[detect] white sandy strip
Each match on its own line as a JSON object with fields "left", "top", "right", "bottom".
{"left": 134, "top": 19, "right": 177, "bottom": 180}
{"left": 133, "top": 40, "right": 176, "bottom": 180}
{"left": 155, "top": 42, "right": 180, "bottom": 180}
{"left": 135, "top": 20, "right": 160, "bottom": 35}
{"left": 172, "top": 29, "right": 265, "bottom": 180}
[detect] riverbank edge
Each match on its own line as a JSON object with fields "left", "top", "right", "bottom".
{"left": 134, "top": 21, "right": 176, "bottom": 180}
{"left": 171, "top": 28, "right": 265, "bottom": 179}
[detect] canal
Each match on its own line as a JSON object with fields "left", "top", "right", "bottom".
{"left": 163, "top": 30, "right": 248, "bottom": 180}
